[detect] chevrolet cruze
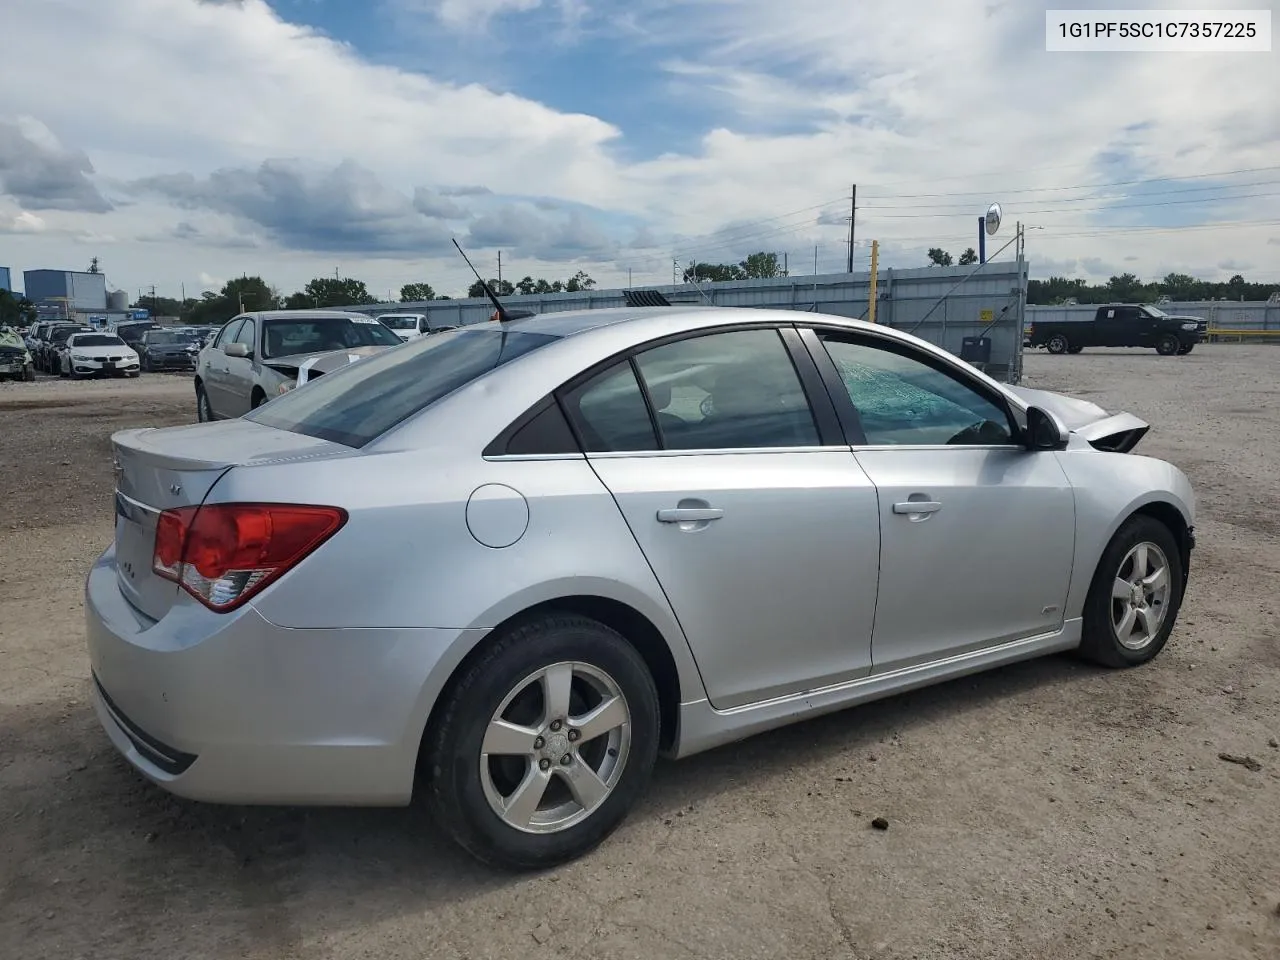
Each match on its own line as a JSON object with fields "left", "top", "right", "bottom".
{"left": 87, "top": 306, "right": 1195, "bottom": 868}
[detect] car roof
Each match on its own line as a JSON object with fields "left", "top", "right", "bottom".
{"left": 248, "top": 310, "right": 376, "bottom": 321}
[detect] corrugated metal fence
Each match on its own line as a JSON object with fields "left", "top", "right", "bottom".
{"left": 353, "top": 259, "right": 1030, "bottom": 383}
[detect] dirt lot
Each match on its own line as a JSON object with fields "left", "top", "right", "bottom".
{"left": 2, "top": 348, "right": 1278, "bottom": 960}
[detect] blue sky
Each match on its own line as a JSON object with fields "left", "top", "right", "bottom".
{"left": 0, "top": 0, "right": 1277, "bottom": 301}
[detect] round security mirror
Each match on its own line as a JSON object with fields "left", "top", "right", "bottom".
{"left": 985, "top": 202, "right": 1002, "bottom": 236}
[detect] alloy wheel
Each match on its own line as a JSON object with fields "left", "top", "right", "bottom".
{"left": 478, "top": 661, "right": 631, "bottom": 834}
{"left": 1110, "top": 541, "right": 1171, "bottom": 650}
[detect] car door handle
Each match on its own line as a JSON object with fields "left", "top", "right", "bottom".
{"left": 657, "top": 507, "right": 724, "bottom": 523}
{"left": 892, "top": 500, "right": 942, "bottom": 515}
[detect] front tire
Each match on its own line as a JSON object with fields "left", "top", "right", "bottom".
{"left": 1079, "top": 515, "right": 1184, "bottom": 668}
{"left": 1067, "top": 346, "right": 1084, "bottom": 354}
{"left": 424, "top": 614, "right": 660, "bottom": 870}
{"left": 195, "top": 382, "right": 213, "bottom": 421}
{"left": 1156, "top": 335, "right": 1180, "bottom": 356}
{"left": 1046, "top": 334, "right": 1070, "bottom": 354}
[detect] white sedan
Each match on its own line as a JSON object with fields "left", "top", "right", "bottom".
{"left": 60, "top": 332, "right": 141, "bottom": 379}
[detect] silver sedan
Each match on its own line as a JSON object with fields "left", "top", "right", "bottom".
{"left": 86, "top": 306, "right": 1194, "bottom": 868}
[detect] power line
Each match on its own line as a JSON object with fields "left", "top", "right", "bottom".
{"left": 859, "top": 190, "right": 1280, "bottom": 221}
{"left": 861, "top": 177, "right": 1280, "bottom": 210}
{"left": 862, "top": 161, "right": 1280, "bottom": 192}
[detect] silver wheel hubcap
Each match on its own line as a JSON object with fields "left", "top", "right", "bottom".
{"left": 1110, "top": 541, "right": 1171, "bottom": 650}
{"left": 479, "top": 661, "right": 631, "bottom": 834}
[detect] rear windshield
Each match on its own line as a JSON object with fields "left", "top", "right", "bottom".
{"left": 245, "top": 327, "right": 559, "bottom": 447}
{"left": 262, "top": 316, "right": 404, "bottom": 357}
{"left": 71, "top": 334, "right": 125, "bottom": 347}
{"left": 145, "top": 331, "right": 194, "bottom": 344}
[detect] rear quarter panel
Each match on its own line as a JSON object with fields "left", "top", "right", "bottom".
{"left": 212, "top": 446, "right": 709, "bottom": 704}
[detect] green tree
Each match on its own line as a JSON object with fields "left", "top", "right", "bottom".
{"left": 0, "top": 289, "right": 37, "bottom": 327}
{"left": 958, "top": 248, "right": 978, "bottom": 265}
{"left": 131, "top": 295, "right": 184, "bottom": 317}
{"left": 285, "top": 277, "right": 377, "bottom": 309}
{"left": 467, "top": 278, "right": 515, "bottom": 298}
{"left": 927, "top": 248, "right": 953, "bottom": 267}
{"left": 1105, "top": 273, "right": 1146, "bottom": 302}
{"left": 739, "top": 252, "right": 783, "bottom": 279}
{"left": 564, "top": 270, "right": 596, "bottom": 292}
{"left": 683, "top": 262, "right": 746, "bottom": 283}
{"left": 400, "top": 282, "right": 437, "bottom": 302}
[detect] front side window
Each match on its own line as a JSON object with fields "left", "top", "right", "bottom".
{"left": 246, "top": 327, "right": 558, "bottom": 448}
{"left": 233, "top": 318, "right": 256, "bottom": 350}
{"left": 633, "top": 328, "right": 820, "bottom": 450}
{"left": 213, "top": 319, "right": 243, "bottom": 347}
{"left": 818, "top": 335, "right": 1015, "bottom": 446}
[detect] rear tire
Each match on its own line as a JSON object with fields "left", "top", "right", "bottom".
{"left": 1156, "top": 335, "right": 1180, "bottom": 356}
{"left": 424, "top": 614, "right": 660, "bottom": 870}
{"left": 1046, "top": 334, "right": 1070, "bottom": 354}
{"left": 1079, "top": 515, "right": 1184, "bottom": 669}
{"left": 1177, "top": 344, "right": 1194, "bottom": 355}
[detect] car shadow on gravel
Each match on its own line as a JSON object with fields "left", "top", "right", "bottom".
{"left": 0, "top": 649, "right": 1103, "bottom": 957}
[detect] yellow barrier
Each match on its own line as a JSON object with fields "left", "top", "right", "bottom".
{"left": 1206, "top": 327, "right": 1280, "bottom": 338}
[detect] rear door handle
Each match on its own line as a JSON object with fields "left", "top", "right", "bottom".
{"left": 657, "top": 507, "right": 724, "bottom": 523}
{"left": 892, "top": 500, "right": 942, "bottom": 515}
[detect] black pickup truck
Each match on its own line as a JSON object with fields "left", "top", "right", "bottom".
{"left": 1026, "top": 304, "right": 1207, "bottom": 356}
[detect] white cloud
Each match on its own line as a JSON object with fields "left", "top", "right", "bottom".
{"left": 11, "top": 211, "right": 46, "bottom": 233}
{"left": 0, "top": 0, "right": 1277, "bottom": 302}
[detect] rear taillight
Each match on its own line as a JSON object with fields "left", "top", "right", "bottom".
{"left": 152, "top": 503, "right": 346, "bottom": 612}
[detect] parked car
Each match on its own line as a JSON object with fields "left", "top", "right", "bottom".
{"left": 111, "top": 320, "right": 161, "bottom": 353}
{"left": 59, "top": 331, "right": 141, "bottom": 379}
{"left": 43, "top": 325, "right": 95, "bottom": 373}
{"left": 1027, "top": 304, "right": 1206, "bottom": 355}
{"left": 0, "top": 327, "right": 35, "bottom": 381}
{"left": 193, "top": 309, "right": 404, "bottom": 420}
{"left": 89, "top": 306, "right": 1195, "bottom": 869}
{"left": 376, "top": 312, "right": 428, "bottom": 341}
{"left": 138, "top": 329, "right": 200, "bottom": 372}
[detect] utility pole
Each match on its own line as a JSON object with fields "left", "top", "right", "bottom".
{"left": 497, "top": 251, "right": 502, "bottom": 287}
{"left": 627, "top": 267, "right": 632, "bottom": 289}
{"left": 868, "top": 241, "right": 880, "bottom": 324}
{"left": 814, "top": 245, "right": 818, "bottom": 275}
{"left": 783, "top": 252, "right": 788, "bottom": 277}
{"left": 846, "top": 184, "right": 856, "bottom": 273}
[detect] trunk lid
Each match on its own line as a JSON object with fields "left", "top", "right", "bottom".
{"left": 110, "top": 419, "right": 353, "bottom": 620}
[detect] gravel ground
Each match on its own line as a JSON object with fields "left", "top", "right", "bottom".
{"left": 1, "top": 347, "right": 1278, "bottom": 960}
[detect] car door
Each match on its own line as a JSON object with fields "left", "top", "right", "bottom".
{"left": 202, "top": 317, "right": 243, "bottom": 417}
{"left": 801, "top": 327, "right": 1076, "bottom": 674}
{"left": 560, "top": 325, "right": 882, "bottom": 710}
{"left": 221, "top": 316, "right": 258, "bottom": 417}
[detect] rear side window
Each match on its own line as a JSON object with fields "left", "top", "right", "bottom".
{"left": 560, "top": 361, "right": 657, "bottom": 452}
{"left": 246, "top": 327, "right": 559, "bottom": 447}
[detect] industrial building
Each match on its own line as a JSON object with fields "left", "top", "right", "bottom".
{"left": 23, "top": 269, "right": 109, "bottom": 313}
{"left": 0, "top": 266, "right": 11, "bottom": 292}
{"left": 21, "top": 268, "right": 137, "bottom": 325}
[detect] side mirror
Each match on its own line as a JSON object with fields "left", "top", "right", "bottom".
{"left": 1025, "top": 405, "right": 1068, "bottom": 451}
{"left": 223, "top": 342, "right": 250, "bottom": 358}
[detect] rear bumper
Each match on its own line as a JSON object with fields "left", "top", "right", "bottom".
{"left": 84, "top": 544, "right": 470, "bottom": 806}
